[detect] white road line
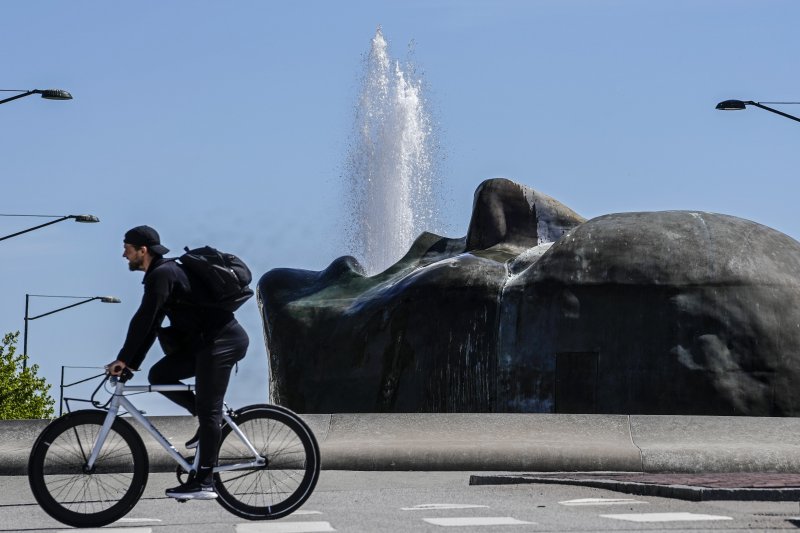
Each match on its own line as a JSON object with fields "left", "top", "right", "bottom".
{"left": 601, "top": 512, "right": 733, "bottom": 523}
{"left": 424, "top": 517, "right": 534, "bottom": 527}
{"left": 292, "top": 510, "right": 323, "bottom": 515}
{"left": 402, "top": 503, "right": 490, "bottom": 510}
{"left": 117, "top": 517, "right": 163, "bottom": 522}
{"left": 58, "top": 528, "right": 152, "bottom": 533}
{"left": 559, "top": 498, "right": 648, "bottom": 506}
{"left": 235, "top": 522, "right": 336, "bottom": 533}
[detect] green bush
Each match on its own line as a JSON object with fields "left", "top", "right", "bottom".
{"left": 0, "top": 332, "right": 55, "bottom": 419}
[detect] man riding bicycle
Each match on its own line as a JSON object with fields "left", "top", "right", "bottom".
{"left": 106, "top": 225, "right": 249, "bottom": 500}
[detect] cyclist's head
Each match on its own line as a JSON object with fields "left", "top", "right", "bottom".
{"left": 123, "top": 225, "right": 169, "bottom": 271}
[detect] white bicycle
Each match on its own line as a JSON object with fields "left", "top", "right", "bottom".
{"left": 27, "top": 368, "right": 320, "bottom": 528}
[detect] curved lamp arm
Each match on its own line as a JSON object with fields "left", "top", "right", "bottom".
{"left": 23, "top": 294, "right": 121, "bottom": 370}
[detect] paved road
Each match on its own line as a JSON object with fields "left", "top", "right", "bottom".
{"left": 4, "top": 471, "right": 800, "bottom": 532}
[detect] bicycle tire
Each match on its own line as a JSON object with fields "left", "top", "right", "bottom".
{"left": 28, "top": 409, "right": 149, "bottom": 528}
{"left": 214, "top": 404, "right": 320, "bottom": 519}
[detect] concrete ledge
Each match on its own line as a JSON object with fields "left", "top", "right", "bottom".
{"left": 631, "top": 415, "right": 800, "bottom": 473}
{"left": 320, "top": 414, "right": 640, "bottom": 471}
{"left": 0, "top": 419, "right": 51, "bottom": 475}
{"left": 2, "top": 413, "right": 800, "bottom": 474}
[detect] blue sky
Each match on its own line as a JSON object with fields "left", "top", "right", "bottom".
{"left": 2, "top": 1, "right": 798, "bottom": 415}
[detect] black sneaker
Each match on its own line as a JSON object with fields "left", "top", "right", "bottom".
{"left": 185, "top": 428, "right": 200, "bottom": 450}
{"left": 165, "top": 478, "right": 217, "bottom": 500}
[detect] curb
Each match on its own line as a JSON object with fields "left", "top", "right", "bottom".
{"left": 469, "top": 474, "right": 800, "bottom": 502}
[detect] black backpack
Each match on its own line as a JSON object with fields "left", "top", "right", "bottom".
{"left": 178, "top": 245, "right": 254, "bottom": 312}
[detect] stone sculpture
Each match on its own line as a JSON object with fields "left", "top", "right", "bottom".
{"left": 258, "top": 178, "right": 800, "bottom": 415}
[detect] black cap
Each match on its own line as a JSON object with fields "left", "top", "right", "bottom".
{"left": 124, "top": 225, "right": 170, "bottom": 255}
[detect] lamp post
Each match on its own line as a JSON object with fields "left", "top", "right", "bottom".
{"left": 716, "top": 100, "right": 800, "bottom": 123}
{"left": 0, "top": 89, "right": 72, "bottom": 106}
{"left": 23, "top": 294, "right": 122, "bottom": 370}
{"left": 0, "top": 213, "right": 100, "bottom": 242}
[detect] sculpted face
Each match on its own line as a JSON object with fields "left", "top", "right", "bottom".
{"left": 123, "top": 243, "right": 147, "bottom": 272}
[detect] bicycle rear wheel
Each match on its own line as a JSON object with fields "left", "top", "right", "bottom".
{"left": 214, "top": 404, "right": 320, "bottom": 519}
{"left": 28, "top": 409, "right": 148, "bottom": 528}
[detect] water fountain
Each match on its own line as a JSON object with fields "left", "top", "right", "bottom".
{"left": 343, "top": 27, "right": 443, "bottom": 275}
{"left": 256, "top": 24, "right": 800, "bottom": 417}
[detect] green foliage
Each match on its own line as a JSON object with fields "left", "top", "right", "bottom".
{"left": 0, "top": 332, "right": 55, "bottom": 419}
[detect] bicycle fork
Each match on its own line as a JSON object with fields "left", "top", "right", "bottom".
{"left": 83, "top": 388, "right": 122, "bottom": 473}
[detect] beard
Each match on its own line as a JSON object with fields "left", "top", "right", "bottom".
{"left": 128, "top": 257, "right": 144, "bottom": 271}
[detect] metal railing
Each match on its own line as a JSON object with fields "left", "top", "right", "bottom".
{"left": 58, "top": 365, "right": 107, "bottom": 416}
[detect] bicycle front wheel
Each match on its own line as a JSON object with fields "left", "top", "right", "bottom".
{"left": 28, "top": 409, "right": 149, "bottom": 528}
{"left": 215, "top": 404, "right": 320, "bottom": 520}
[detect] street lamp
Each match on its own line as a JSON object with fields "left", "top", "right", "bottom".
{"left": 0, "top": 89, "right": 73, "bottom": 106}
{"left": 716, "top": 100, "right": 800, "bottom": 123}
{"left": 23, "top": 294, "right": 122, "bottom": 370}
{"left": 0, "top": 213, "right": 100, "bottom": 242}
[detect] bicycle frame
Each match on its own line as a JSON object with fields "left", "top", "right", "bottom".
{"left": 86, "top": 377, "right": 265, "bottom": 474}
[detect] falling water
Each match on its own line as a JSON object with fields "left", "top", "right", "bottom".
{"left": 343, "top": 27, "right": 443, "bottom": 275}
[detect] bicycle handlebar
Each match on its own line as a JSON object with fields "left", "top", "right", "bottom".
{"left": 105, "top": 365, "right": 135, "bottom": 383}
{"left": 118, "top": 367, "right": 135, "bottom": 383}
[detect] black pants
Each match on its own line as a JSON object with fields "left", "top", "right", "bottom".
{"left": 148, "top": 320, "right": 248, "bottom": 469}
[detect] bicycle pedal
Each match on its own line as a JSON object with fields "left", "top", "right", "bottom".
{"left": 177, "top": 498, "right": 188, "bottom": 503}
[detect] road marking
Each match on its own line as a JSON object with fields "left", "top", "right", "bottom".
{"left": 423, "top": 517, "right": 534, "bottom": 527}
{"left": 402, "top": 503, "right": 490, "bottom": 510}
{"left": 292, "top": 510, "right": 323, "bottom": 515}
{"left": 58, "top": 529, "right": 152, "bottom": 533}
{"left": 117, "top": 517, "right": 163, "bottom": 522}
{"left": 559, "top": 498, "right": 648, "bottom": 506}
{"left": 236, "top": 522, "right": 336, "bottom": 533}
{"left": 601, "top": 512, "right": 732, "bottom": 522}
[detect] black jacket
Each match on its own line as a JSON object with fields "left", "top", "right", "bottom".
{"left": 117, "top": 257, "right": 234, "bottom": 369}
